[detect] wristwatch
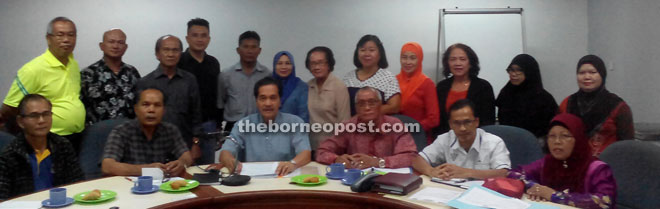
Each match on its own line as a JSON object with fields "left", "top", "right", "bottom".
{"left": 378, "top": 158, "right": 386, "bottom": 168}
{"left": 193, "top": 138, "right": 200, "bottom": 145}
{"left": 290, "top": 159, "right": 297, "bottom": 166}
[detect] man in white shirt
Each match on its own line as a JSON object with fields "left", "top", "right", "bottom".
{"left": 413, "top": 99, "right": 510, "bottom": 180}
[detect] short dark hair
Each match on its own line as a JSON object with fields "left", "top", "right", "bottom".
{"left": 441, "top": 43, "right": 480, "bottom": 78}
{"left": 253, "top": 77, "right": 282, "bottom": 99}
{"left": 46, "top": 16, "right": 75, "bottom": 35}
{"left": 135, "top": 87, "right": 167, "bottom": 106}
{"left": 353, "top": 34, "right": 388, "bottom": 69}
{"left": 305, "top": 46, "right": 336, "bottom": 72}
{"left": 17, "top": 94, "right": 52, "bottom": 116}
{"left": 187, "top": 18, "right": 209, "bottom": 32}
{"left": 238, "top": 31, "right": 260, "bottom": 46}
{"left": 154, "top": 35, "right": 182, "bottom": 53}
{"left": 448, "top": 99, "right": 477, "bottom": 118}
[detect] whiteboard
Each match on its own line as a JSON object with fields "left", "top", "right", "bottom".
{"left": 440, "top": 10, "right": 524, "bottom": 97}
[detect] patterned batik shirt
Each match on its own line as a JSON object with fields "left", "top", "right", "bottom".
{"left": 81, "top": 59, "right": 141, "bottom": 126}
{"left": 102, "top": 120, "right": 189, "bottom": 165}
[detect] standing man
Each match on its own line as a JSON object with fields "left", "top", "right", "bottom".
{"left": 218, "top": 31, "right": 270, "bottom": 131}
{"left": 178, "top": 18, "right": 221, "bottom": 164}
{"left": 136, "top": 35, "right": 204, "bottom": 163}
{"left": 0, "top": 17, "right": 85, "bottom": 152}
{"left": 81, "top": 29, "right": 141, "bottom": 126}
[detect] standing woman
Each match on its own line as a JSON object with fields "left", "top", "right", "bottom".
{"left": 432, "top": 43, "right": 495, "bottom": 137}
{"left": 508, "top": 113, "right": 616, "bottom": 208}
{"left": 496, "top": 54, "right": 557, "bottom": 137}
{"left": 396, "top": 42, "right": 439, "bottom": 144}
{"left": 559, "top": 55, "right": 634, "bottom": 156}
{"left": 272, "top": 51, "right": 309, "bottom": 122}
{"left": 343, "top": 34, "right": 401, "bottom": 115}
{"left": 306, "top": 47, "right": 351, "bottom": 150}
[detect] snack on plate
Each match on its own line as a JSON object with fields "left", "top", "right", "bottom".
{"left": 303, "top": 176, "right": 319, "bottom": 183}
{"left": 82, "top": 189, "right": 101, "bottom": 200}
{"left": 170, "top": 180, "right": 189, "bottom": 189}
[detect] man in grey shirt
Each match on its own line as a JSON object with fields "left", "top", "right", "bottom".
{"left": 218, "top": 31, "right": 270, "bottom": 131}
{"left": 136, "top": 35, "right": 204, "bottom": 163}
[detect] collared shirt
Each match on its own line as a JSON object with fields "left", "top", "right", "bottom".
{"left": 342, "top": 69, "right": 401, "bottom": 115}
{"left": 136, "top": 67, "right": 203, "bottom": 146}
{"left": 218, "top": 62, "right": 271, "bottom": 122}
{"left": 178, "top": 49, "right": 221, "bottom": 122}
{"left": 307, "top": 74, "right": 351, "bottom": 149}
{"left": 102, "top": 120, "right": 189, "bottom": 165}
{"left": 81, "top": 59, "right": 141, "bottom": 126}
{"left": 3, "top": 49, "right": 85, "bottom": 135}
{"left": 220, "top": 112, "right": 310, "bottom": 162}
{"left": 316, "top": 115, "right": 418, "bottom": 168}
{"left": 420, "top": 128, "right": 511, "bottom": 170}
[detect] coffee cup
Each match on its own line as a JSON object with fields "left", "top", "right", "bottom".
{"left": 49, "top": 188, "right": 66, "bottom": 205}
{"left": 343, "top": 169, "right": 365, "bottom": 184}
{"left": 325, "top": 163, "right": 345, "bottom": 177}
{"left": 134, "top": 176, "right": 153, "bottom": 191}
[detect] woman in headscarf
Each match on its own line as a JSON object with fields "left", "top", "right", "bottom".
{"left": 272, "top": 51, "right": 309, "bottom": 122}
{"left": 496, "top": 54, "right": 557, "bottom": 137}
{"left": 508, "top": 113, "right": 616, "bottom": 208}
{"left": 559, "top": 55, "right": 634, "bottom": 156}
{"left": 432, "top": 43, "right": 495, "bottom": 137}
{"left": 396, "top": 42, "right": 439, "bottom": 144}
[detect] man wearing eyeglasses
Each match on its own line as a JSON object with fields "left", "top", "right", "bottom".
{"left": 0, "top": 17, "right": 85, "bottom": 153}
{"left": 316, "top": 86, "right": 417, "bottom": 169}
{"left": 0, "top": 94, "right": 83, "bottom": 200}
{"left": 413, "top": 99, "right": 511, "bottom": 180}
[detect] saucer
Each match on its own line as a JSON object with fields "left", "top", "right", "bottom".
{"left": 325, "top": 172, "right": 346, "bottom": 180}
{"left": 341, "top": 178, "right": 355, "bottom": 186}
{"left": 131, "top": 185, "right": 159, "bottom": 194}
{"left": 42, "top": 197, "right": 74, "bottom": 208}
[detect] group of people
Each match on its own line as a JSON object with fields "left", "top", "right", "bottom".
{"left": 0, "top": 16, "right": 631, "bottom": 209}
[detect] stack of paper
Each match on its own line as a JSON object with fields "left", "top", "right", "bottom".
{"left": 409, "top": 187, "right": 463, "bottom": 204}
{"left": 240, "top": 162, "right": 301, "bottom": 178}
{"left": 447, "top": 186, "right": 560, "bottom": 209}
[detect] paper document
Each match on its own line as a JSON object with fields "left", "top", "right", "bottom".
{"left": 0, "top": 201, "right": 41, "bottom": 209}
{"left": 409, "top": 187, "right": 463, "bottom": 204}
{"left": 431, "top": 177, "right": 484, "bottom": 189}
{"left": 362, "top": 167, "right": 411, "bottom": 174}
{"left": 240, "top": 162, "right": 301, "bottom": 178}
{"left": 452, "top": 186, "right": 530, "bottom": 209}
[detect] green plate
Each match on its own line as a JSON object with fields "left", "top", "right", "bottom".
{"left": 290, "top": 174, "right": 328, "bottom": 186}
{"left": 159, "top": 179, "right": 200, "bottom": 192}
{"left": 73, "top": 190, "right": 117, "bottom": 203}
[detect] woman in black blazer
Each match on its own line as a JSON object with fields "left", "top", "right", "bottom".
{"left": 432, "top": 43, "right": 495, "bottom": 139}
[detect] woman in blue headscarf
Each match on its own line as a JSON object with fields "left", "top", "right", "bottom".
{"left": 272, "top": 51, "right": 309, "bottom": 122}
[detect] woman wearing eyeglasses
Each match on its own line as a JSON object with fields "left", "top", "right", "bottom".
{"left": 507, "top": 113, "right": 616, "bottom": 208}
{"left": 558, "top": 55, "right": 634, "bottom": 156}
{"left": 496, "top": 54, "right": 557, "bottom": 137}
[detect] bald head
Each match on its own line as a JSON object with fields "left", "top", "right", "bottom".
{"left": 100, "top": 28, "right": 127, "bottom": 59}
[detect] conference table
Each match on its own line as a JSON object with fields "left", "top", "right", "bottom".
{"left": 2, "top": 162, "right": 575, "bottom": 209}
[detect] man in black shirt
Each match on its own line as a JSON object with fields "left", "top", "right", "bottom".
{"left": 177, "top": 18, "right": 221, "bottom": 164}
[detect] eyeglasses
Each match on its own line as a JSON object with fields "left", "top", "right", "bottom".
{"left": 547, "top": 134, "right": 574, "bottom": 143}
{"left": 20, "top": 111, "right": 53, "bottom": 120}
{"left": 356, "top": 99, "right": 380, "bottom": 108}
{"left": 450, "top": 119, "right": 475, "bottom": 127}
{"left": 506, "top": 67, "right": 523, "bottom": 75}
{"left": 310, "top": 61, "right": 328, "bottom": 67}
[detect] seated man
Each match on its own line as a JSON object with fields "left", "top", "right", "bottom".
{"left": 316, "top": 87, "right": 417, "bottom": 169}
{"left": 101, "top": 88, "right": 193, "bottom": 177}
{"left": 218, "top": 77, "right": 311, "bottom": 176}
{"left": 413, "top": 99, "right": 511, "bottom": 180}
{"left": 0, "top": 94, "right": 83, "bottom": 200}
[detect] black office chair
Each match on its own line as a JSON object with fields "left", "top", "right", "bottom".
{"left": 481, "top": 125, "right": 544, "bottom": 169}
{"left": 391, "top": 114, "right": 426, "bottom": 152}
{"left": 0, "top": 131, "right": 15, "bottom": 151}
{"left": 78, "top": 119, "right": 128, "bottom": 179}
{"left": 600, "top": 140, "right": 660, "bottom": 209}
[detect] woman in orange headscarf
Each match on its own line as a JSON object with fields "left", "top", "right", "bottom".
{"left": 396, "top": 42, "right": 439, "bottom": 144}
